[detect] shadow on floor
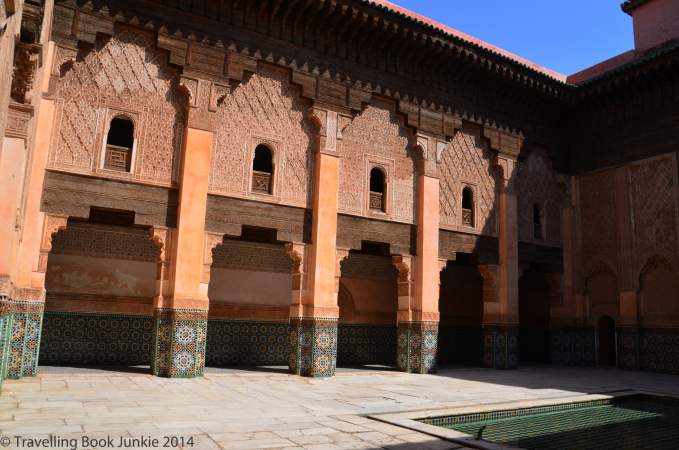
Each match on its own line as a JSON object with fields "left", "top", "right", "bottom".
{"left": 38, "top": 365, "right": 151, "bottom": 374}
{"left": 37, "top": 362, "right": 492, "bottom": 376}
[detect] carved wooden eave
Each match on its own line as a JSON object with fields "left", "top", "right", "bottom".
{"left": 50, "top": 0, "right": 573, "bottom": 165}
{"left": 570, "top": 44, "right": 679, "bottom": 133}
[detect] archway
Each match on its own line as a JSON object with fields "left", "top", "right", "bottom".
{"left": 597, "top": 315, "right": 616, "bottom": 367}
{"left": 335, "top": 244, "right": 398, "bottom": 369}
{"left": 438, "top": 253, "right": 484, "bottom": 367}
{"left": 518, "top": 269, "right": 551, "bottom": 363}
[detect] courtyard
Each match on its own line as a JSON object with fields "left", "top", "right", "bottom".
{"left": 2, "top": 365, "right": 678, "bottom": 449}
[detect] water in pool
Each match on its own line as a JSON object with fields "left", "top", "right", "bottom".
{"left": 422, "top": 395, "right": 679, "bottom": 450}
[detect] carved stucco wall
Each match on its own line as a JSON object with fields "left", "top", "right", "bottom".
{"left": 209, "top": 66, "right": 314, "bottom": 207}
{"left": 516, "top": 149, "right": 562, "bottom": 247}
{"left": 211, "top": 240, "right": 291, "bottom": 274}
{"left": 48, "top": 28, "right": 187, "bottom": 185}
{"left": 338, "top": 98, "right": 416, "bottom": 224}
{"left": 629, "top": 156, "right": 679, "bottom": 279}
{"left": 439, "top": 124, "right": 498, "bottom": 236}
{"left": 578, "top": 170, "right": 619, "bottom": 279}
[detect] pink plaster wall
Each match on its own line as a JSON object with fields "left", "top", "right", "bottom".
{"left": 633, "top": 0, "right": 679, "bottom": 51}
{"left": 208, "top": 268, "right": 292, "bottom": 306}
{"left": 45, "top": 254, "right": 156, "bottom": 298}
{"left": 340, "top": 278, "right": 398, "bottom": 314}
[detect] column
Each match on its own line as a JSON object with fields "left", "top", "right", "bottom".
{"left": 149, "top": 77, "right": 217, "bottom": 378}
{"left": 552, "top": 175, "right": 595, "bottom": 367}
{"left": 6, "top": 42, "right": 60, "bottom": 380}
{"left": 480, "top": 156, "right": 520, "bottom": 370}
{"left": 392, "top": 135, "right": 443, "bottom": 374}
{"left": 287, "top": 108, "right": 346, "bottom": 377}
{"left": 4, "top": 215, "right": 66, "bottom": 380}
{"left": 614, "top": 167, "right": 640, "bottom": 371}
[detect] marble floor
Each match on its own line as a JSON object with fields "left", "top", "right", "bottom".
{"left": 1, "top": 365, "right": 678, "bottom": 450}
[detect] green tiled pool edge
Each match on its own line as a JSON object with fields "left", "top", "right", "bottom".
{"left": 369, "top": 392, "right": 679, "bottom": 450}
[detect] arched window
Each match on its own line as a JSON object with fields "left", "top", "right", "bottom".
{"left": 462, "top": 187, "right": 474, "bottom": 227}
{"left": 105, "top": 116, "right": 134, "bottom": 172}
{"left": 252, "top": 144, "right": 274, "bottom": 193}
{"left": 533, "top": 203, "right": 543, "bottom": 239}
{"left": 369, "top": 167, "right": 385, "bottom": 212}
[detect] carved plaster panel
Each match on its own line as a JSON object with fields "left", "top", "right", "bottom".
{"left": 516, "top": 148, "right": 562, "bottom": 247}
{"left": 202, "top": 232, "right": 224, "bottom": 283}
{"left": 478, "top": 264, "right": 500, "bottom": 303}
{"left": 340, "top": 253, "right": 399, "bottom": 282}
{"left": 51, "top": 222, "right": 158, "bottom": 263}
{"left": 38, "top": 215, "right": 68, "bottom": 272}
{"left": 629, "top": 155, "right": 679, "bottom": 278}
{"left": 49, "top": 28, "right": 187, "bottom": 186}
{"left": 577, "top": 170, "right": 618, "bottom": 280}
{"left": 338, "top": 98, "right": 416, "bottom": 224}
{"left": 210, "top": 66, "right": 313, "bottom": 208}
{"left": 211, "top": 240, "right": 292, "bottom": 274}
{"left": 5, "top": 105, "right": 32, "bottom": 139}
{"left": 439, "top": 124, "right": 498, "bottom": 236}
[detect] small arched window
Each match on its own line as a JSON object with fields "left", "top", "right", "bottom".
{"left": 369, "top": 168, "right": 385, "bottom": 212}
{"left": 252, "top": 144, "right": 274, "bottom": 193}
{"left": 105, "top": 116, "right": 134, "bottom": 172}
{"left": 533, "top": 203, "right": 544, "bottom": 239}
{"left": 462, "top": 187, "right": 474, "bottom": 227}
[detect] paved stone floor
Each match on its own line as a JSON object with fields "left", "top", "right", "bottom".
{"left": 2, "top": 365, "right": 679, "bottom": 450}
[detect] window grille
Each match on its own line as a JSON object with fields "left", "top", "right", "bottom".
{"left": 369, "top": 192, "right": 383, "bottom": 211}
{"left": 252, "top": 170, "right": 272, "bottom": 193}
{"left": 105, "top": 145, "right": 131, "bottom": 171}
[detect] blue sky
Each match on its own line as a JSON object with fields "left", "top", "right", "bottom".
{"left": 389, "top": 0, "right": 634, "bottom": 75}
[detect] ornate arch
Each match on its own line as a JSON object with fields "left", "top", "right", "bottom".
{"left": 637, "top": 251, "right": 678, "bottom": 280}
{"left": 583, "top": 256, "right": 618, "bottom": 284}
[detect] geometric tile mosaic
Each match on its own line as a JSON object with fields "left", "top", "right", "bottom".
{"left": 483, "top": 324, "right": 518, "bottom": 370}
{"left": 437, "top": 327, "right": 483, "bottom": 365}
{"left": 152, "top": 318, "right": 206, "bottom": 378}
{"left": 40, "top": 313, "right": 153, "bottom": 366}
{"left": 396, "top": 322, "right": 438, "bottom": 374}
{"left": 639, "top": 327, "right": 679, "bottom": 375}
{"left": 550, "top": 327, "right": 595, "bottom": 367}
{"left": 289, "top": 318, "right": 338, "bottom": 377}
{"left": 617, "top": 326, "right": 640, "bottom": 371}
{"left": 337, "top": 325, "right": 397, "bottom": 365}
{"left": 206, "top": 320, "right": 291, "bottom": 366}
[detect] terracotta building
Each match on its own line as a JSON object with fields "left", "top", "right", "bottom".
{"left": 0, "top": 0, "right": 678, "bottom": 389}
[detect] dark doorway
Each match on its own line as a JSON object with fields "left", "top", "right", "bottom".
{"left": 598, "top": 315, "right": 617, "bottom": 367}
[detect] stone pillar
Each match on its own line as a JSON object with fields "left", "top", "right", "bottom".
{"left": 479, "top": 156, "right": 520, "bottom": 370}
{"left": 391, "top": 135, "right": 445, "bottom": 374}
{"left": 3, "top": 42, "right": 60, "bottom": 384}
{"left": 149, "top": 76, "right": 220, "bottom": 378}
{"left": 554, "top": 175, "right": 596, "bottom": 367}
{"left": 3, "top": 215, "right": 66, "bottom": 380}
{"left": 614, "top": 167, "right": 640, "bottom": 371}
{"left": 287, "top": 108, "right": 348, "bottom": 377}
